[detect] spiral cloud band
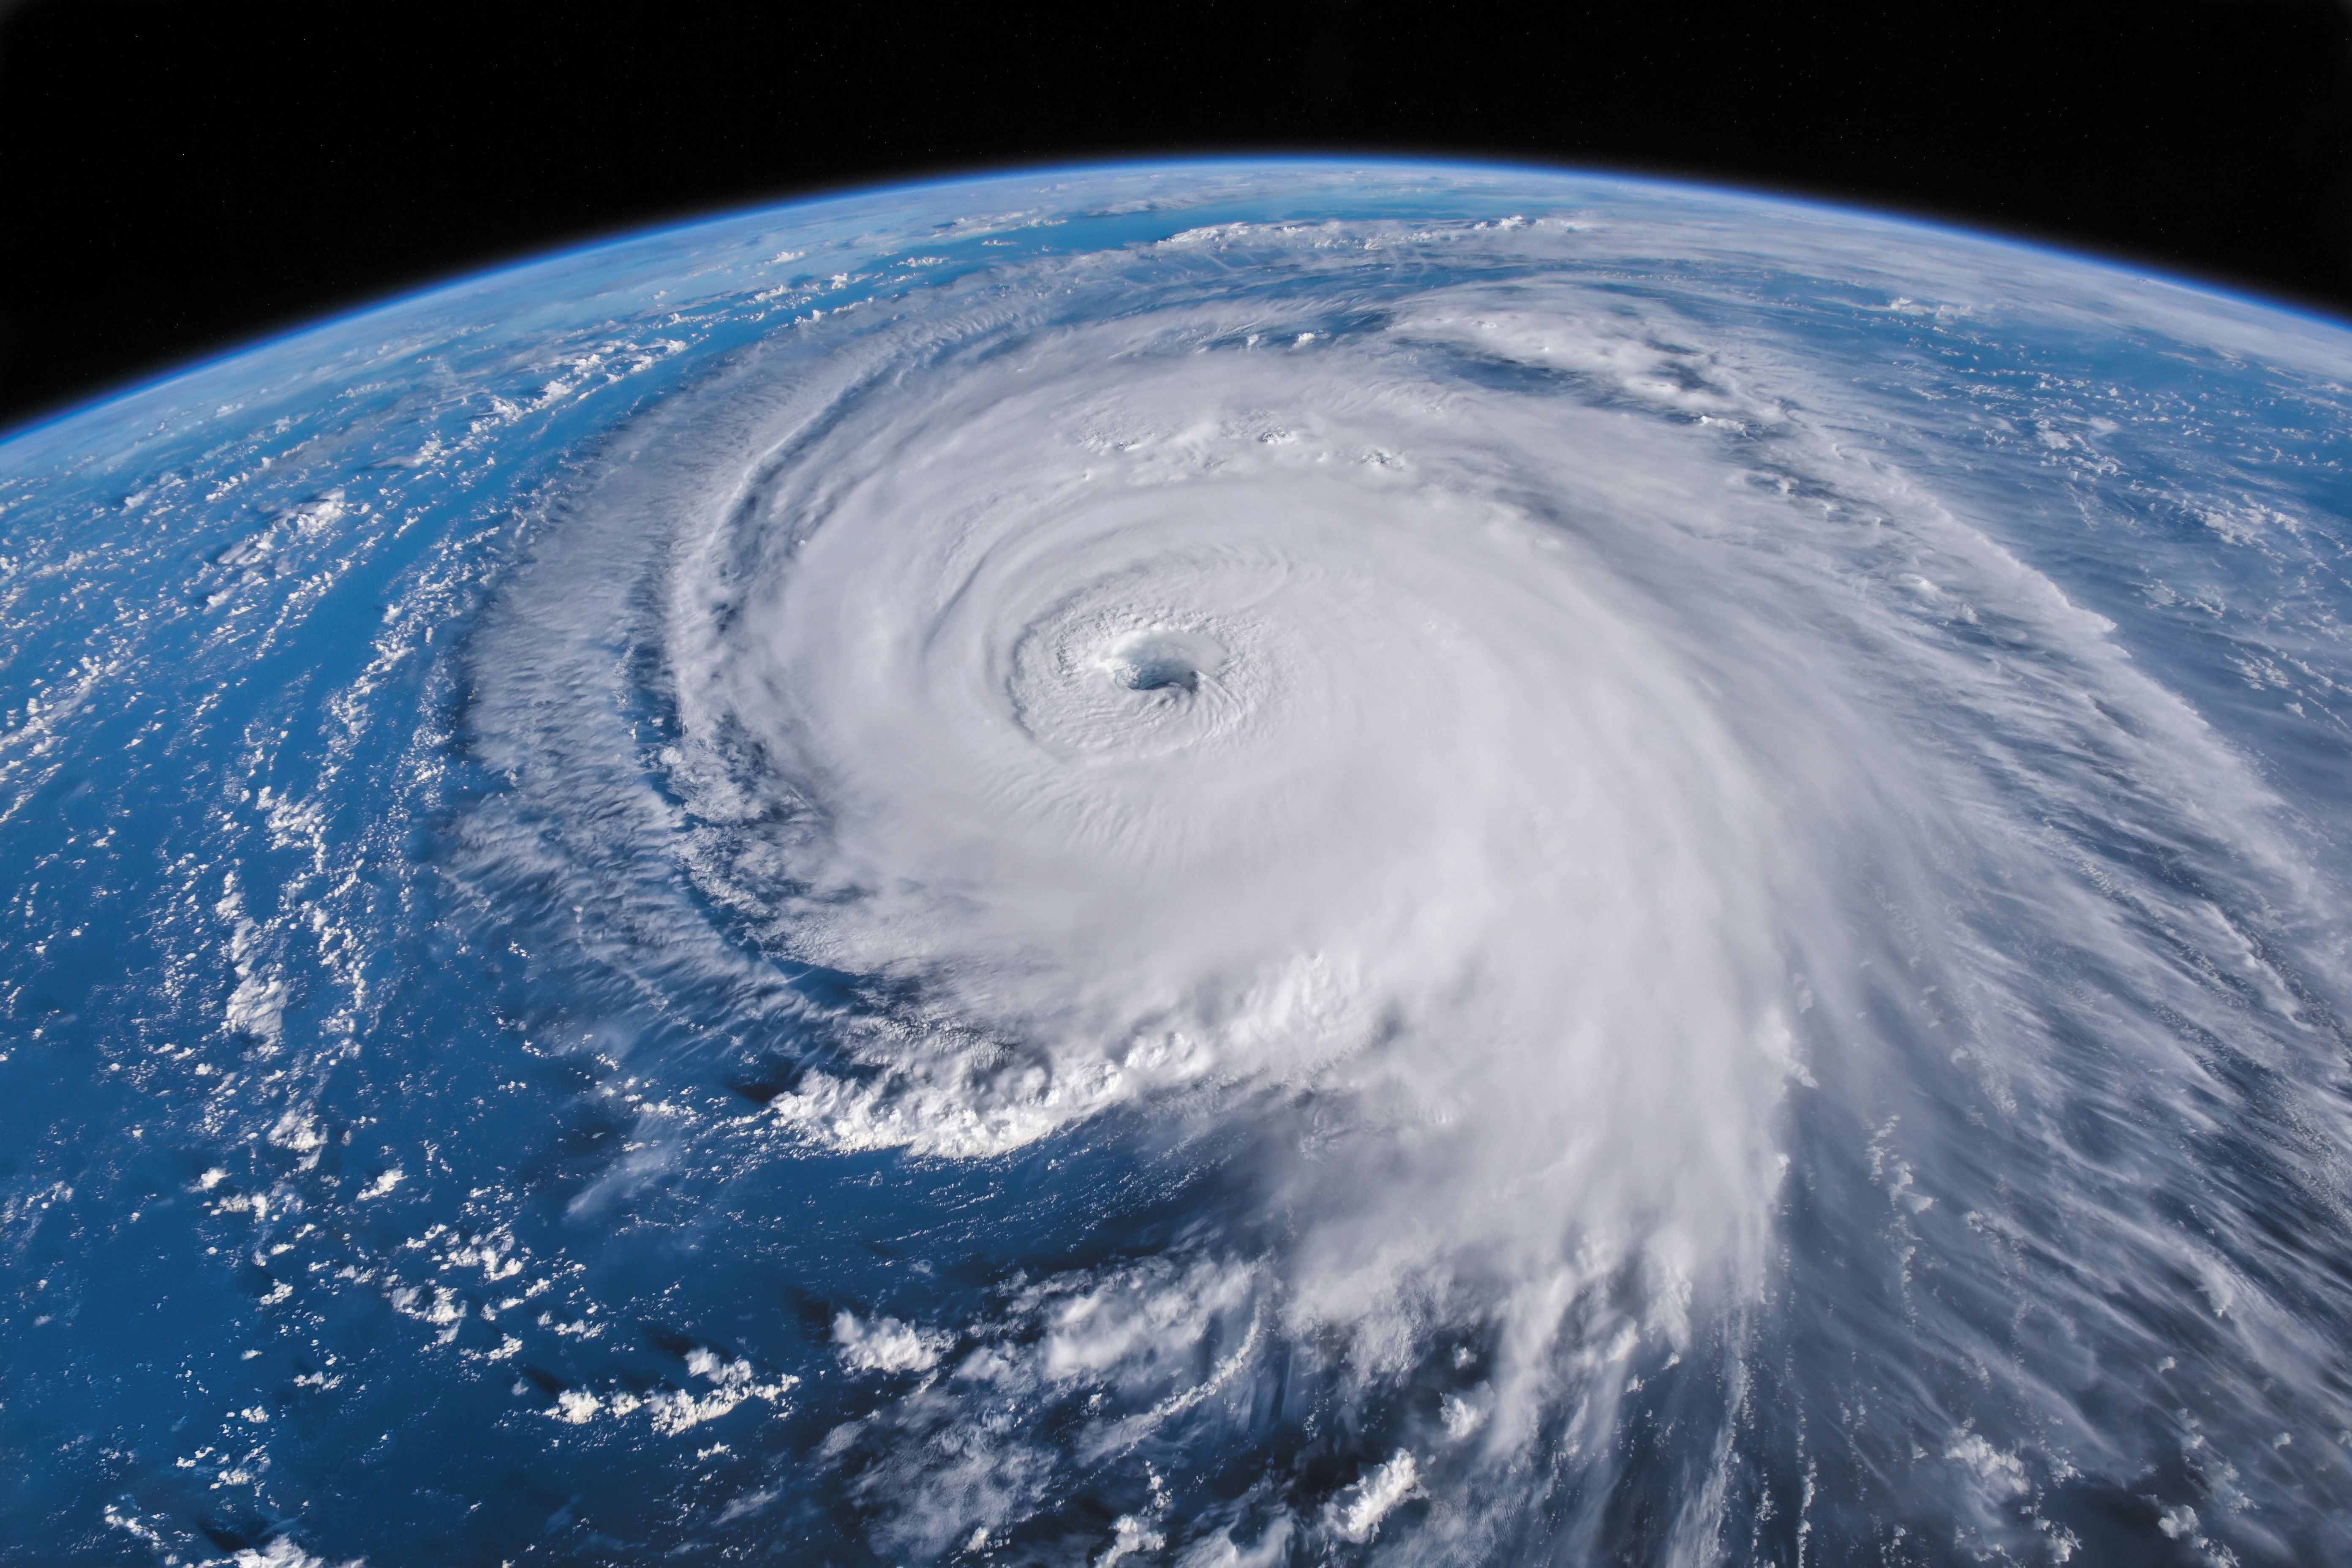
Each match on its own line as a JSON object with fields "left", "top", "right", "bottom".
{"left": 4, "top": 165, "right": 2350, "bottom": 1565}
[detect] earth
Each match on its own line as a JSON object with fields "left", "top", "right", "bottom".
{"left": 3, "top": 161, "right": 2350, "bottom": 1567}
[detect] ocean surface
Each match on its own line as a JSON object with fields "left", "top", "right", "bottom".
{"left": 3, "top": 162, "right": 2350, "bottom": 1566}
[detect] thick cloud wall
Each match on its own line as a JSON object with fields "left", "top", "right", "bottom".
{"left": 3, "top": 166, "right": 2351, "bottom": 1566}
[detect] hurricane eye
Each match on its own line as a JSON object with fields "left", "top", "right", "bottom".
{"left": 1095, "top": 630, "right": 1222, "bottom": 695}
{"left": 1114, "top": 651, "right": 1197, "bottom": 692}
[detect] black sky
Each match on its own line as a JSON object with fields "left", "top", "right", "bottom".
{"left": 5, "top": 0, "right": 2350, "bottom": 434}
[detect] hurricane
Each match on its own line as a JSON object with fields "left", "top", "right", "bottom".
{"left": 3, "top": 163, "right": 2349, "bottom": 1567}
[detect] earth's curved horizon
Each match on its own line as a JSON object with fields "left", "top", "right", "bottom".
{"left": 16, "top": 158, "right": 2352, "bottom": 450}
{"left": 3, "top": 159, "right": 2349, "bottom": 1567}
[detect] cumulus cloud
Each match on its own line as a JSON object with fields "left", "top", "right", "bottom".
{"left": 833, "top": 1312, "right": 952, "bottom": 1375}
